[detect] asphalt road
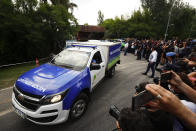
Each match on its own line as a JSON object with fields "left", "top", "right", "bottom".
{"left": 0, "top": 53, "right": 159, "bottom": 131}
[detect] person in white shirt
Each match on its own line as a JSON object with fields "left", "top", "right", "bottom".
{"left": 124, "top": 42, "right": 129, "bottom": 56}
{"left": 142, "top": 46, "right": 158, "bottom": 78}
{"left": 131, "top": 43, "right": 135, "bottom": 54}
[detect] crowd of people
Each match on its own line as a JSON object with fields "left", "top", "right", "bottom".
{"left": 122, "top": 39, "right": 194, "bottom": 78}
{"left": 117, "top": 39, "right": 196, "bottom": 131}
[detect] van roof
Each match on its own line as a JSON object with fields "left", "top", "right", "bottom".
{"left": 72, "top": 40, "right": 119, "bottom": 46}
{"left": 67, "top": 46, "right": 94, "bottom": 52}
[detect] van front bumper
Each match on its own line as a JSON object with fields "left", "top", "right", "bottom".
{"left": 12, "top": 93, "right": 70, "bottom": 125}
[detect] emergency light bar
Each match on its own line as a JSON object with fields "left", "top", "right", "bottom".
{"left": 71, "top": 44, "right": 97, "bottom": 49}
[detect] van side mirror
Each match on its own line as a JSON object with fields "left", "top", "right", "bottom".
{"left": 90, "top": 64, "right": 101, "bottom": 70}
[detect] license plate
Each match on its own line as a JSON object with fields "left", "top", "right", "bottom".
{"left": 14, "top": 108, "right": 26, "bottom": 119}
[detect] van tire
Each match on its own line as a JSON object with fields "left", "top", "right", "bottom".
{"left": 69, "top": 93, "right": 89, "bottom": 120}
{"left": 109, "top": 66, "right": 115, "bottom": 78}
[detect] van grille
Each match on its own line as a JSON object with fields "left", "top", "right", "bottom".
{"left": 13, "top": 87, "right": 43, "bottom": 111}
{"left": 15, "top": 85, "right": 43, "bottom": 99}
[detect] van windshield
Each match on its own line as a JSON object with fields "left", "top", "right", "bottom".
{"left": 51, "top": 50, "right": 90, "bottom": 71}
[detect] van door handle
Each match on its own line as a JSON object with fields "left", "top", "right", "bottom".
{"left": 102, "top": 65, "right": 105, "bottom": 67}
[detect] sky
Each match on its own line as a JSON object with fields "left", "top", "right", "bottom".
{"left": 71, "top": 0, "right": 196, "bottom": 25}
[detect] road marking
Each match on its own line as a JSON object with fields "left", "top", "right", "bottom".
{"left": 0, "top": 108, "right": 14, "bottom": 117}
{"left": 0, "top": 87, "right": 13, "bottom": 92}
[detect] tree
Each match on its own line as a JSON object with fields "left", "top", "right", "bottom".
{"left": 189, "top": 12, "right": 196, "bottom": 38}
{"left": 84, "top": 23, "right": 89, "bottom": 26}
{"left": 169, "top": 2, "right": 196, "bottom": 39}
{"left": 97, "top": 10, "right": 104, "bottom": 25}
{"left": 0, "top": 0, "right": 78, "bottom": 65}
{"left": 15, "top": 0, "right": 38, "bottom": 13}
{"left": 140, "top": 0, "right": 196, "bottom": 39}
{"left": 50, "top": 0, "right": 77, "bottom": 13}
{"left": 101, "top": 0, "right": 196, "bottom": 40}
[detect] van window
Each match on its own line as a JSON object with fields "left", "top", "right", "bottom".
{"left": 91, "top": 51, "right": 102, "bottom": 64}
{"left": 51, "top": 50, "right": 90, "bottom": 71}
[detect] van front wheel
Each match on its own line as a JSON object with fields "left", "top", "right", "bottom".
{"left": 69, "top": 93, "right": 89, "bottom": 120}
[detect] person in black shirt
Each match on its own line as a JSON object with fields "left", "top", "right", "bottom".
{"left": 137, "top": 43, "right": 142, "bottom": 60}
{"left": 156, "top": 45, "right": 163, "bottom": 70}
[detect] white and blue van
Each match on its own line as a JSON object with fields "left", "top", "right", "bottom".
{"left": 12, "top": 40, "right": 121, "bottom": 125}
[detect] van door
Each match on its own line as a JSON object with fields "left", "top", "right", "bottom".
{"left": 90, "top": 51, "right": 105, "bottom": 89}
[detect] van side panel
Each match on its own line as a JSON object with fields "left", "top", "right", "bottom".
{"left": 97, "top": 46, "right": 109, "bottom": 64}
{"left": 107, "top": 43, "right": 121, "bottom": 70}
{"left": 62, "top": 67, "right": 91, "bottom": 110}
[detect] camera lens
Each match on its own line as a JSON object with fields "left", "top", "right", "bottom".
{"left": 135, "top": 85, "right": 140, "bottom": 93}
{"left": 109, "top": 105, "right": 120, "bottom": 120}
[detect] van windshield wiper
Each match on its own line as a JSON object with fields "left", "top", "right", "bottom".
{"left": 50, "top": 62, "right": 74, "bottom": 69}
{"left": 61, "top": 64, "right": 74, "bottom": 69}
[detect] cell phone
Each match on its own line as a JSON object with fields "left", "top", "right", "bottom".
{"left": 161, "top": 72, "right": 172, "bottom": 83}
{"left": 132, "top": 90, "right": 154, "bottom": 111}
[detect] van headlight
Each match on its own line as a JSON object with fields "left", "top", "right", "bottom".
{"left": 42, "top": 89, "right": 69, "bottom": 104}
{"left": 51, "top": 95, "right": 62, "bottom": 103}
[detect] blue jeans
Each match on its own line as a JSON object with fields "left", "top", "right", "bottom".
{"left": 124, "top": 48, "right": 127, "bottom": 56}
{"left": 144, "top": 62, "right": 155, "bottom": 77}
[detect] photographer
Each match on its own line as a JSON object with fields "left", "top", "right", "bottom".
{"left": 169, "top": 71, "right": 196, "bottom": 104}
{"left": 110, "top": 82, "right": 174, "bottom": 131}
{"left": 111, "top": 71, "right": 196, "bottom": 131}
{"left": 188, "top": 72, "right": 196, "bottom": 88}
{"left": 145, "top": 71, "right": 196, "bottom": 131}
{"left": 184, "top": 53, "right": 196, "bottom": 67}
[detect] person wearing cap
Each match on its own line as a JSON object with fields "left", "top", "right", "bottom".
{"left": 142, "top": 46, "right": 158, "bottom": 78}
{"left": 91, "top": 59, "right": 97, "bottom": 65}
{"left": 166, "top": 52, "right": 176, "bottom": 64}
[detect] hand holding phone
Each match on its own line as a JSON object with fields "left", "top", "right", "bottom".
{"left": 161, "top": 72, "right": 172, "bottom": 83}
{"left": 132, "top": 90, "right": 154, "bottom": 111}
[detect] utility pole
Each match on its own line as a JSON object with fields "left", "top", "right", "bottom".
{"left": 164, "top": 1, "right": 175, "bottom": 42}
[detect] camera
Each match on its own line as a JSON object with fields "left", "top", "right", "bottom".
{"left": 109, "top": 105, "right": 120, "bottom": 120}
{"left": 133, "top": 73, "right": 172, "bottom": 111}
{"left": 132, "top": 90, "right": 154, "bottom": 111}
{"left": 135, "top": 82, "right": 149, "bottom": 94}
{"left": 132, "top": 82, "right": 154, "bottom": 111}
{"left": 154, "top": 72, "right": 172, "bottom": 90}
{"left": 160, "top": 72, "right": 172, "bottom": 83}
